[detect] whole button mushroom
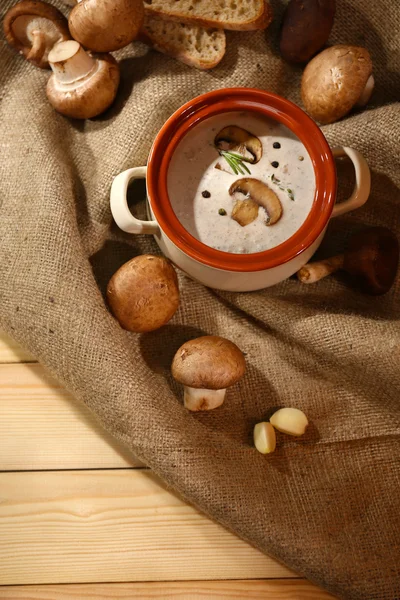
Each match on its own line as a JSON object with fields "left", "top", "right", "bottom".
{"left": 280, "top": 0, "right": 336, "bottom": 64}
{"left": 297, "top": 227, "right": 399, "bottom": 295}
{"left": 301, "top": 45, "right": 374, "bottom": 124}
{"left": 68, "top": 0, "right": 144, "bottom": 53}
{"left": 46, "top": 40, "right": 120, "bottom": 119}
{"left": 171, "top": 336, "right": 246, "bottom": 411}
{"left": 107, "top": 255, "right": 180, "bottom": 333}
{"left": 3, "top": 0, "right": 70, "bottom": 69}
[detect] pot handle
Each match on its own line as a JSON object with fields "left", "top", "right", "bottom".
{"left": 331, "top": 147, "right": 371, "bottom": 218}
{"left": 110, "top": 166, "right": 159, "bottom": 234}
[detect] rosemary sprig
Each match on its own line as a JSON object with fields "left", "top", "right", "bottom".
{"left": 219, "top": 150, "right": 251, "bottom": 175}
{"left": 224, "top": 150, "right": 253, "bottom": 163}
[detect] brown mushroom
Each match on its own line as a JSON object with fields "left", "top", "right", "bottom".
{"left": 280, "top": 0, "right": 336, "bottom": 64}
{"left": 301, "top": 45, "right": 374, "bottom": 124}
{"left": 231, "top": 198, "right": 260, "bottom": 227}
{"left": 171, "top": 336, "right": 246, "bottom": 411}
{"left": 68, "top": 0, "right": 144, "bottom": 53}
{"left": 214, "top": 125, "right": 262, "bottom": 164}
{"left": 229, "top": 178, "right": 283, "bottom": 227}
{"left": 46, "top": 40, "right": 120, "bottom": 119}
{"left": 107, "top": 255, "right": 180, "bottom": 333}
{"left": 297, "top": 227, "right": 399, "bottom": 295}
{"left": 3, "top": 0, "right": 70, "bottom": 69}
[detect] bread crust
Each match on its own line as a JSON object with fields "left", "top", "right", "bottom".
{"left": 144, "top": 1, "right": 272, "bottom": 31}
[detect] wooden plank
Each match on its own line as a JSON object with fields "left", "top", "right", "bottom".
{"left": 0, "top": 580, "right": 337, "bottom": 599}
{"left": 0, "top": 363, "right": 141, "bottom": 470}
{"left": 0, "top": 470, "right": 296, "bottom": 585}
{"left": 0, "top": 332, "right": 34, "bottom": 364}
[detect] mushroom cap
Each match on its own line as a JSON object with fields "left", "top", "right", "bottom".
{"left": 172, "top": 336, "right": 246, "bottom": 390}
{"left": 3, "top": 0, "right": 70, "bottom": 68}
{"left": 280, "top": 0, "right": 336, "bottom": 64}
{"left": 344, "top": 227, "right": 399, "bottom": 295}
{"left": 68, "top": 0, "right": 144, "bottom": 53}
{"left": 301, "top": 45, "right": 373, "bottom": 124}
{"left": 46, "top": 47, "right": 120, "bottom": 119}
{"left": 107, "top": 255, "right": 180, "bottom": 333}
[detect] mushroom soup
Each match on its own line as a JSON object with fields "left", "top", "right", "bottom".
{"left": 167, "top": 111, "right": 316, "bottom": 254}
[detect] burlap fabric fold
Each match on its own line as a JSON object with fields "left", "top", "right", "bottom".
{"left": 1, "top": 0, "right": 399, "bottom": 597}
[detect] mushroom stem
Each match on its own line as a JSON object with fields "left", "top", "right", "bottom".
{"left": 26, "top": 30, "right": 46, "bottom": 64}
{"left": 356, "top": 74, "right": 375, "bottom": 107}
{"left": 183, "top": 387, "right": 226, "bottom": 411}
{"left": 297, "top": 254, "right": 345, "bottom": 283}
{"left": 48, "top": 40, "right": 96, "bottom": 84}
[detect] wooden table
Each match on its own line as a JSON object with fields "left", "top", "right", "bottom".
{"left": 0, "top": 332, "right": 336, "bottom": 599}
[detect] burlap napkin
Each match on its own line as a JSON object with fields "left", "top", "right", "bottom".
{"left": 1, "top": 0, "right": 399, "bottom": 597}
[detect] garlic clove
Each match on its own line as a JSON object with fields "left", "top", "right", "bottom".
{"left": 270, "top": 407, "right": 308, "bottom": 436}
{"left": 254, "top": 421, "right": 276, "bottom": 454}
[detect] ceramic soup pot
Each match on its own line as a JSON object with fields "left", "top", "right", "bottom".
{"left": 110, "top": 88, "right": 370, "bottom": 292}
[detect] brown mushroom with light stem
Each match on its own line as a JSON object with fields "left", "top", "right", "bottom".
{"left": 171, "top": 336, "right": 246, "bottom": 411}
{"left": 229, "top": 178, "right": 283, "bottom": 227}
{"left": 46, "top": 40, "right": 120, "bottom": 119}
{"left": 107, "top": 255, "right": 180, "bottom": 333}
{"left": 297, "top": 227, "right": 399, "bottom": 295}
{"left": 215, "top": 126, "right": 263, "bottom": 163}
{"left": 301, "top": 45, "right": 374, "bottom": 124}
{"left": 3, "top": 0, "right": 70, "bottom": 69}
{"left": 68, "top": 0, "right": 144, "bottom": 53}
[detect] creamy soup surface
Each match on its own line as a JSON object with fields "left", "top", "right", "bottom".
{"left": 167, "top": 111, "right": 316, "bottom": 254}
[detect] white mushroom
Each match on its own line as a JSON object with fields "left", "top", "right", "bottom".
{"left": 3, "top": 0, "right": 70, "bottom": 69}
{"left": 46, "top": 40, "right": 120, "bottom": 119}
{"left": 171, "top": 336, "right": 246, "bottom": 411}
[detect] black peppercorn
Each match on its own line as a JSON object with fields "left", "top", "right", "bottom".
{"left": 218, "top": 208, "right": 227, "bottom": 216}
{"left": 271, "top": 161, "right": 279, "bottom": 168}
{"left": 273, "top": 142, "right": 281, "bottom": 149}
{"left": 202, "top": 190, "right": 211, "bottom": 198}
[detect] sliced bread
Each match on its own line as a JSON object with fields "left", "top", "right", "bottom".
{"left": 140, "top": 14, "right": 226, "bottom": 69}
{"left": 143, "top": 0, "right": 272, "bottom": 31}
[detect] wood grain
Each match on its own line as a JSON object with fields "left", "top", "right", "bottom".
{"left": 0, "top": 337, "right": 332, "bottom": 599}
{"left": 0, "top": 332, "right": 34, "bottom": 364}
{"left": 0, "top": 470, "right": 295, "bottom": 585}
{"left": 0, "top": 363, "right": 141, "bottom": 470}
{"left": 0, "top": 580, "right": 337, "bottom": 599}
